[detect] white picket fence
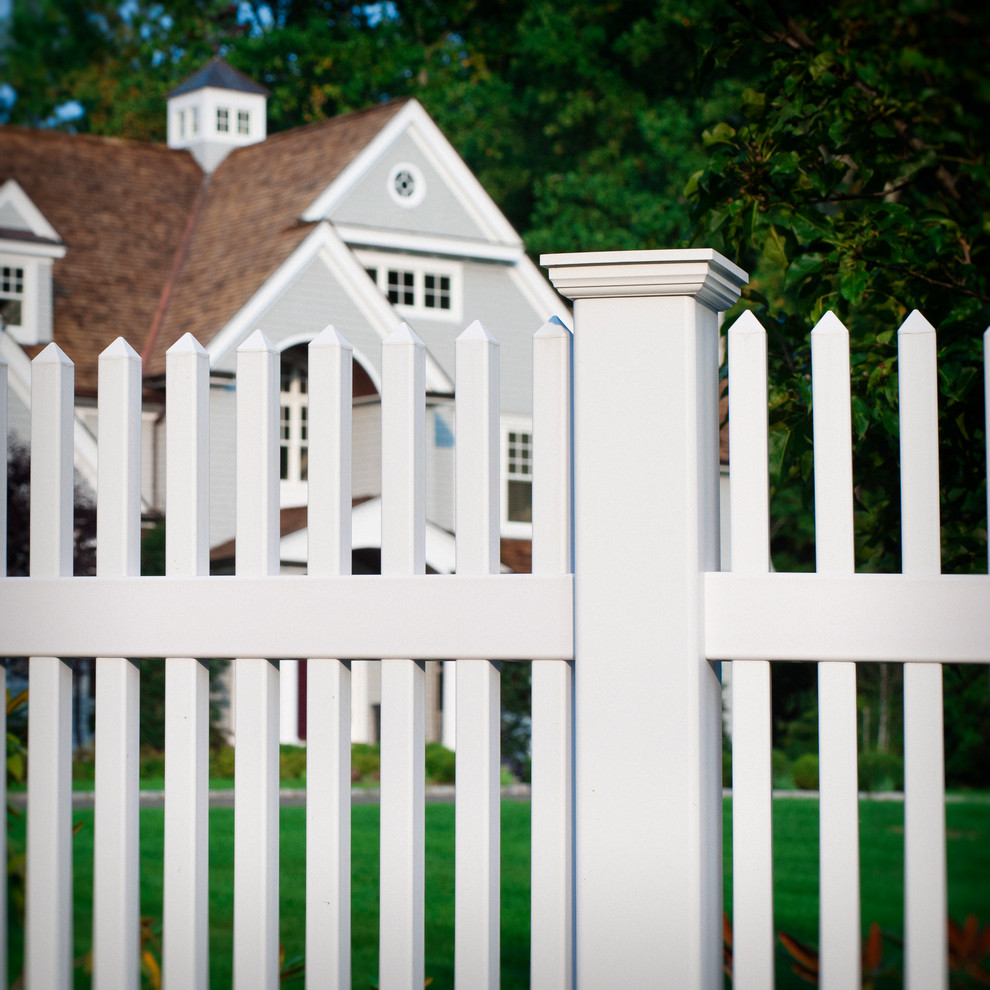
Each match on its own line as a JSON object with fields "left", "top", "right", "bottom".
{"left": 1, "top": 249, "right": 989, "bottom": 990}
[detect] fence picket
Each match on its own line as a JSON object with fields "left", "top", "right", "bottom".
{"left": 529, "top": 316, "right": 573, "bottom": 990}
{"left": 234, "top": 330, "right": 281, "bottom": 990}
{"left": 379, "top": 323, "right": 427, "bottom": 990}
{"left": 454, "top": 321, "right": 501, "bottom": 989}
{"left": 93, "top": 339, "right": 143, "bottom": 990}
{"left": 810, "top": 312, "right": 861, "bottom": 990}
{"left": 26, "top": 344, "right": 75, "bottom": 990}
{"left": 162, "top": 333, "right": 211, "bottom": 990}
{"left": 305, "top": 326, "right": 353, "bottom": 990}
{"left": 897, "top": 311, "right": 948, "bottom": 990}
{"left": 727, "top": 310, "right": 774, "bottom": 990}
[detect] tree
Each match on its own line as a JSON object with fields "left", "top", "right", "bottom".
{"left": 690, "top": 2, "right": 990, "bottom": 784}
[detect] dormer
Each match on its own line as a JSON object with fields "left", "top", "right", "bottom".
{"left": 166, "top": 57, "right": 269, "bottom": 173}
{"left": 0, "top": 179, "right": 66, "bottom": 346}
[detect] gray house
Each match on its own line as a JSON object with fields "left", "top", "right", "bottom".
{"left": 0, "top": 58, "right": 569, "bottom": 747}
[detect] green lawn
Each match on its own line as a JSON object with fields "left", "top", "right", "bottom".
{"left": 6, "top": 797, "right": 990, "bottom": 988}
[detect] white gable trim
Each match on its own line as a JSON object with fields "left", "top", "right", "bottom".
{"left": 302, "top": 100, "right": 521, "bottom": 248}
{"left": 507, "top": 255, "right": 573, "bottom": 328}
{"left": 334, "top": 224, "right": 523, "bottom": 264}
{"left": 204, "top": 221, "right": 454, "bottom": 395}
{"left": 0, "top": 333, "right": 101, "bottom": 500}
{"left": 0, "top": 179, "right": 65, "bottom": 248}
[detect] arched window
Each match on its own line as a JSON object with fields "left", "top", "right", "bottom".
{"left": 280, "top": 347, "right": 308, "bottom": 483}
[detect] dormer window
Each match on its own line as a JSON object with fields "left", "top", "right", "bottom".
{"left": 217, "top": 108, "right": 230, "bottom": 133}
{"left": 0, "top": 265, "right": 24, "bottom": 327}
{"left": 358, "top": 250, "right": 462, "bottom": 322}
{"left": 0, "top": 180, "right": 66, "bottom": 345}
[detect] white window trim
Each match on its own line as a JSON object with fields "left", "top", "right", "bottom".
{"left": 279, "top": 352, "right": 309, "bottom": 507}
{"left": 500, "top": 415, "right": 533, "bottom": 539}
{"left": 0, "top": 254, "right": 38, "bottom": 344}
{"left": 355, "top": 249, "right": 463, "bottom": 323}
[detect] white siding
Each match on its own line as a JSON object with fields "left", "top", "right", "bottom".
{"left": 352, "top": 402, "right": 381, "bottom": 502}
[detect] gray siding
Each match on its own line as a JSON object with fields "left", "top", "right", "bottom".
{"left": 330, "top": 132, "right": 489, "bottom": 242}
{"left": 209, "top": 382, "right": 237, "bottom": 548}
{"left": 410, "top": 261, "right": 542, "bottom": 416}
{"left": 6, "top": 387, "right": 31, "bottom": 450}
{"left": 213, "top": 255, "right": 386, "bottom": 383}
{"left": 0, "top": 201, "right": 28, "bottom": 230}
{"left": 352, "top": 402, "right": 381, "bottom": 502}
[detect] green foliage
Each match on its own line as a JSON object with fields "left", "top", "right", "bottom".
{"left": 209, "top": 744, "right": 236, "bottom": 779}
{"left": 791, "top": 753, "right": 820, "bottom": 791}
{"left": 858, "top": 750, "right": 904, "bottom": 793}
{"left": 690, "top": 3, "right": 990, "bottom": 577}
{"left": 424, "top": 742, "right": 456, "bottom": 784}
{"left": 350, "top": 742, "right": 381, "bottom": 782}
{"left": 279, "top": 744, "right": 307, "bottom": 782}
{"left": 771, "top": 748, "right": 790, "bottom": 787}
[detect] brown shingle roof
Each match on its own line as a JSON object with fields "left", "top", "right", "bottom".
{"left": 0, "top": 98, "right": 407, "bottom": 391}
{"left": 145, "top": 99, "right": 407, "bottom": 377}
{"left": 0, "top": 126, "right": 203, "bottom": 392}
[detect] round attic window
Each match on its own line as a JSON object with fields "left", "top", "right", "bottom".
{"left": 387, "top": 162, "right": 426, "bottom": 208}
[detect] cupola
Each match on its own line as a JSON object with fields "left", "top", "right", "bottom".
{"left": 166, "top": 57, "right": 269, "bottom": 172}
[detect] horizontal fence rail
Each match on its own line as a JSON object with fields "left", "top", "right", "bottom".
{"left": 0, "top": 574, "right": 574, "bottom": 660}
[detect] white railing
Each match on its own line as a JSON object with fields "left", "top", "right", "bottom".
{"left": 2, "top": 249, "right": 989, "bottom": 990}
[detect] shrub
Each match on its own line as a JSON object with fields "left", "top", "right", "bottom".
{"left": 139, "top": 746, "right": 166, "bottom": 781}
{"left": 722, "top": 749, "right": 732, "bottom": 788}
{"left": 351, "top": 743, "right": 381, "bottom": 782}
{"left": 858, "top": 750, "right": 904, "bottom": 793}
{"left": 280, "top": 745, "right": 307, "bottom": 783}
{"left": 425, "top": 743, "right": 456, "bottom": 784}
{"left": 792, "top": 753, "right": 820, "bottom": 790}
{"left": 210, "top": 745, "right": 236, "bottom": 780}
{"left": 772, "top": 749, "right": 790, "bottom": 787}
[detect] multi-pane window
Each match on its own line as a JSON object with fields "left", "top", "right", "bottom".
{"left": 424, "top": 274, "right": 451, "bottom": 311}
{"left": 237, "top": 110, "right": 250, "bottom": 135}
{"left": 506, "top": 430, "right": 532, "bottom": 523}
{"left": 387, "top": 269, "right": 415, "bottom": 306}
{"left": 217, "top": 108, "right": 230, "bottom": 133}
{"left": 0, "top": 265, "right": 24, "bottom": 327}
{"left": 280, "top": 354, "right": 308, "bottom": 483}
{"left": 359, "top": 254, "right": 460, "bottom": 319}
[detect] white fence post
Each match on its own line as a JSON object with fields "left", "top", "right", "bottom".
{"left": 93, "top": 338, "right": 143, "bottom": 990}
{"left": 542, "top": 250, "right": 747, "bottom": 988}
{"left": 26, "top": 344, "right": 76, "bottom": 990}
{"left": 233, "top": 330, "right": 281, "bottom": 990}
{"left": 163, "top": 332, "right": 211, "bottom": 990}
{"left": 454, "top": 321, "right": 501, "bottom": 989}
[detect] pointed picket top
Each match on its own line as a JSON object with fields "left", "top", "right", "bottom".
{"left": 237, "top": 328, "right": 277, "bottom": 353}
{"left": 167, "top": 331, "right": 209, "bottom": 356}
{"left": 457, "top": 319, "right": 498, "bottom": 345}
{"left": 99, "top": 336, "right": 141, "bottom": 361}
{"left": 811, "top": 310, "right": 848, "bottom": 337}
{"left": 898, "top": 309, "right": 936, "bottom": 336}
{"left": 728, "top": 308, "right": 765, "bottom": 337}
{"left": 534, "top": 314, "right": 572, "bottom": 340}
{"left": 384, "top": 321, "right": 425, "bottom": 348}
{"left": 33, "top": 341, "right": 73, "bottom": 367}
{"left": 311, "top": 323, "right": 353, "bottom": 352}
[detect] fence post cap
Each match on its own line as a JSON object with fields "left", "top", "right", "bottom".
{"left": 540, "top": 248, "right": 748, "bottom": 311}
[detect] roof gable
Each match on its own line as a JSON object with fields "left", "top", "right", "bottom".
{"left": 302, "top": 100, "right": 521, "bottom": 252}
{"left": 0, "top": 178, "right": 65, "bottom": 248}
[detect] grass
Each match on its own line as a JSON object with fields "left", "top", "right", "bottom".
{"left": 6, "top": 796, "right": 990, "bottom": 988}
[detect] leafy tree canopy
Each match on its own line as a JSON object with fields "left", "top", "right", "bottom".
{"left": 690, "top": 1, "right": 990, "bottom": 574}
